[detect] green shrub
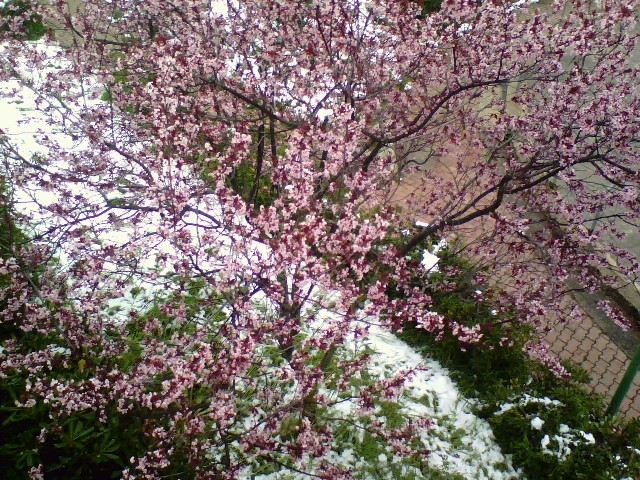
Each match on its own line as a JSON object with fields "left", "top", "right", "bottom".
{"left": 397, "top": 242, "right": 640, "bottom": 479}
{"left": 0, "top": 0, "right": 47, "bottom": 41}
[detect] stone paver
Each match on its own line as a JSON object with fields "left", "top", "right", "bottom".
{"left": 544, "top": 309, "right": 640, "bottom": 419}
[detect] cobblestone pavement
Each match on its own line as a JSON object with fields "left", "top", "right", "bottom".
{"left": 544, "top": 310, "right": 640, "bottom": 418}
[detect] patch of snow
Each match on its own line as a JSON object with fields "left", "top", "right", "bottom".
{"left": 507, "top": 0, "right": 539, "bottom": 12}
{"left": 495, "top": 394, "right": 563, "bottom": 415}
{"left": 316, "top": 108, "right": 334, "bottom": 120}
{"left": 579, "top": 431, "right": 595, "bottom": 444}
{"left": 362, "top": 326, "right": 521, "bottom": 480}
{"left": 422, "top": 249, "right": 440, "bottom": 272}
{"left": 421, "top": 238, "right": 446, "bottom": 272}
{"left": 531, "top": 416, "right": 545, "bottom": 430}
{"left": 239, "top": 324, "right": 522, "bottom": 479}
{"left": 540, "top": 424, "right": 596, "bottom": 461}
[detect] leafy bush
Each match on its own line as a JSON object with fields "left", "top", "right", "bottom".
{"left": 0, "top": 282, "right": 229, "bottom": 479}
{"left": 0, "top": 0, "right": 47, "bottom": 41}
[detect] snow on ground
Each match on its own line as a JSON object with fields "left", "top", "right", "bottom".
{"left": 362, "top": 326, "right": 521, "bottom": 480}
{"left": 243, "top": 323, "right": 521, "bottom": 480}
{"left": 420, "top": 237, "right": 446, "bottom": 272}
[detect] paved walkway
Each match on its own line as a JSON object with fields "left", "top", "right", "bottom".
{"left": 545, "top": 318, "right": 640, "bottom": 418}
{"left": 544, "top": 288, "right": 640, "bottom": 418}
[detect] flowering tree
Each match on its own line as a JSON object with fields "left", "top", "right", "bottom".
{"left": 0, "top": 0, "right": 639, "bottom": 477}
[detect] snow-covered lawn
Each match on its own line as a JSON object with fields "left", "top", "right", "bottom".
{"left": 362, "top": 327, "right": 520, "bottom": 479}
{"left": 239, "top": 324, "right": 521, "bottom": 480}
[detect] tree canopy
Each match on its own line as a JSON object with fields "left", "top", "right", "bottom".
{"left": 0, "top": 0, "right": 639, "bottom": 478}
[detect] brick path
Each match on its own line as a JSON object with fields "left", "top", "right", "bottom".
{"left": 544, "top": 299, "right": 640, "bottom": 418}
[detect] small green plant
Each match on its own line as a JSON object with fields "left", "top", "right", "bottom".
{"left": 0, "top": 0, "right": 47, "bottom": 41}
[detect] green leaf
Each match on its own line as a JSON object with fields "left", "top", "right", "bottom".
{"left": 101, "top": 89, "right": 113, "bottom": 103}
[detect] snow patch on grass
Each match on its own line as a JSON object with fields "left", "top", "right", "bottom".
{"left": 363, "top": 326, "right": 521, "bottom": 480}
